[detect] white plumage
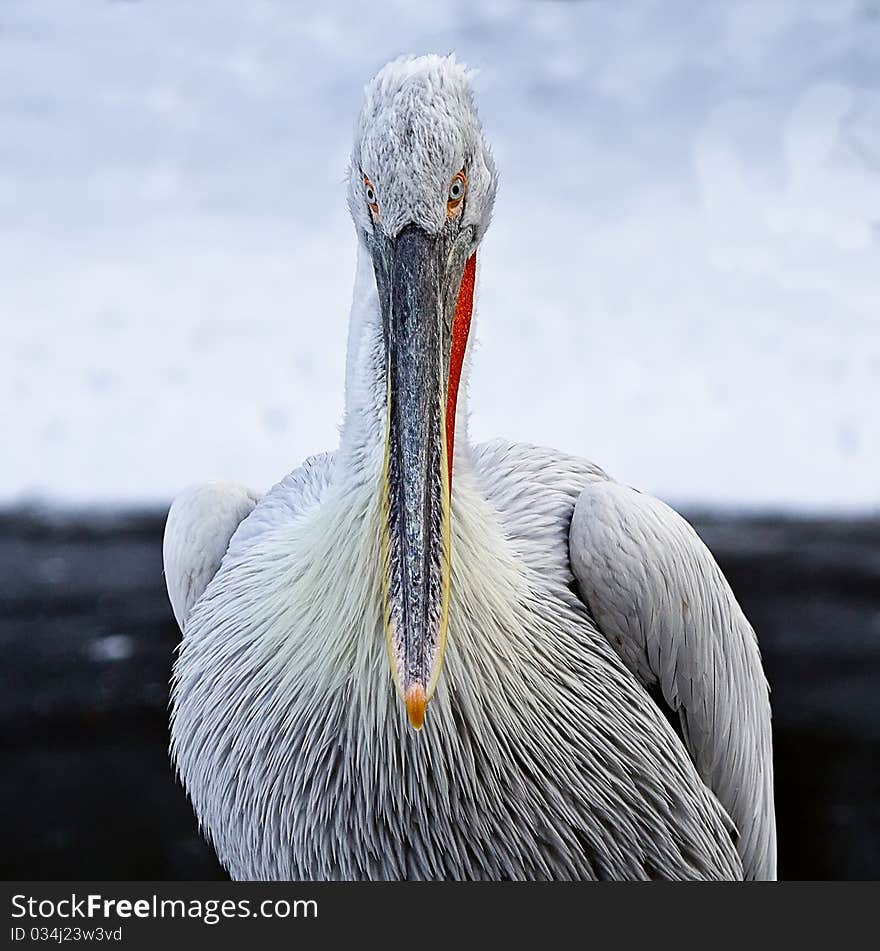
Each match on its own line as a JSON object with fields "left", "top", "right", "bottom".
{"left": 163, "top": 482, "right": 260, "bottom": 630}
{"left": 164, "top": 54, "right": 776, "bottom": 881}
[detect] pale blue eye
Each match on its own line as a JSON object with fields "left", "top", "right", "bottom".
{"left": 365, "top": 184, "right": 376, "bottom": 204}
{"left": 448, "top": 179, "right": 463, "bottom": 201}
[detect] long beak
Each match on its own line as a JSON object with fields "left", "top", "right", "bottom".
{"left": 373, "top": 225, "right": 475, "bottom": 731}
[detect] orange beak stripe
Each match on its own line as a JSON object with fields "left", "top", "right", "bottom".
{"left": 445, "top": 253, "right": 476, "bottom": 488}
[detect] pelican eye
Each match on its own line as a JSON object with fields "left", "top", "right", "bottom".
{"left": 446, "top": 171, "right": 467, "bottom": 216}
{"left": 363, "top": 175, "right": 379, "bottom": 218}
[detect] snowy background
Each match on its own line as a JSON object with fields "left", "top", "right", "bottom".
{"left": 1, "top": 0, "right": 878, "bottom": 511}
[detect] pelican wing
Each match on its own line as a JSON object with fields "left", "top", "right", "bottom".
{"left": 569, "top": 481, "right": 776, "bottom": 880}
{"left": 163, "top": 482, "right": 260, "bottom": 631}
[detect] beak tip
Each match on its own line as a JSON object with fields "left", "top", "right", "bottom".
{"left": 405, "top": 684, "right": 427, "bottom": 731}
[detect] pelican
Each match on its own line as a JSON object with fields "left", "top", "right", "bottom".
{"left": 164, "top": 54, "right": 776, "bottom": 881}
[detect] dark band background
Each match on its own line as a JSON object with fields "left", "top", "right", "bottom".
{"left": 0, "top": 510, "right": 877, "bottom": 881}
{"left": 3, "top": 882, "right": 879, "bottom": 947}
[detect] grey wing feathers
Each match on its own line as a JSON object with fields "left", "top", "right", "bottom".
{"left": 569, "top": 481, "right": 777, "bottom": 880}
{"left": 163, "top": 481, "right": 261, "bottom": 631}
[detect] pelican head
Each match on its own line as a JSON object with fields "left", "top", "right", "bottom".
{"left": 347, "top": 55, "right": 497, "bottom": 730}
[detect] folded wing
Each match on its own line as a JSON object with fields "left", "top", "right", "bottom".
{"left": 570, "top": 481, "right": 776, "bottom": 880}
{"left": 163, "top": 482, "right": 260, "bottom": 632}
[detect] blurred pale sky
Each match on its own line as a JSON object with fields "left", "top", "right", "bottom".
{"left": 1, "top": 0, "right": 878, "bottom": 510}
